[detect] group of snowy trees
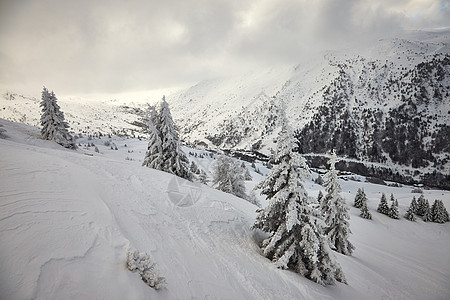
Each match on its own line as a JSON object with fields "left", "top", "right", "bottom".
{"left": 354, "top": 189, "right": 448, "bottom": 223}
{"left": 252, "top": 129, "right": 349, "bottom": 286}
{"left": 39, "top": 87, "right": 76, "bottom": 149}
{"left": 142, "top": 97, "right": 192, "bottom": 181}
{"left": 353, "top": 187, "right": 449, "bottom": 223}
{"left": 377, "top": 193, "right": 399, "bottom": 219}
{"left": 354, "top": 188, "right": 372, "bottom": 219}
{"left": 405, "top": 195, "right": 449, "bottom": 223}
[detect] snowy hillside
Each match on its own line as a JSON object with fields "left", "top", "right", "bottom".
{"left": 1, "top": 119, "right": 450, "bottom": 299}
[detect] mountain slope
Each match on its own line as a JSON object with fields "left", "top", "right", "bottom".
{"left": 1, "top": 119, "right": 450, "bottom": 299}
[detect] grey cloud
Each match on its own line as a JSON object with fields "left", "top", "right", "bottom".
{"left": 0, "top": 0, "right": 448, "bottom": 95}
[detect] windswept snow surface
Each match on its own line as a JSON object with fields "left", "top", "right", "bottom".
{"left": 0, "top": 119, "right": 449, "bottom": 299}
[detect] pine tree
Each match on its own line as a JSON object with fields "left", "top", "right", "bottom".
{"left": 431, "top": 200, "right": 449, "bottom": 223}
{"left": 416, "top": 194, "right": 427, "bottom": 216}
{"left": 154, "top": 96, "right": 192, "bottom": 180}
{"left": 212, "top": 156, "right": 247, "bottom": 199}
{"left": 40, "top": 87, "right": 76, "bottom": 149}
{"left": 199, "top": 169, "right": 208, "bottom": 185}
{"left": 388, "top": 194, "right": 399, "bottom": 219}
{"left": 142, "top": 105, "right": 163, "bottom": 170}
{"left": 360, "top": 201, "right": 372, "bottom": 219}
{"left": 354, "top": 188, "right": 367, "bottom": 208}
{"left": 410, "top": 196, "right": 418, "bottom": 214}
{"left": 252, "top": 128, "right": 346, "bottom": 285}
{"left": 244, "top": 168, "right": 253, "bottom": 181}
{"left": 377, "top": 193, "right": 389, "bottom": 215}
{"left": 190, "top": 161, "right": 200, "bottom": 174}
{"left": 404, "top": 201, "right": 416, "bottom": 221}
{"left": 321, "top": 152, "right": 354, "bottom": 255}
{"left": 422, "top": 200, "right": 432, "bottom": 222}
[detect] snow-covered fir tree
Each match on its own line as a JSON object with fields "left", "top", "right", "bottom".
{"left": 377, "top": 193, "right": 390, "bottom": 215}
{"left": 431, "top": 200, "right": 449, "bottom": 223}
{"left": 40, "top": 87, "right": 76, "bottom": 149}
{"left": 320, "top": 152, "right": 354, "bottom": 255}
{"left": 360, "top": 201, "right": 372, "bottom": 219}
{"left": 190, "top": 161, "right": 200, "bottom": 175}
{"left": 150, "top": 96, "right": 192, "bottom": 180}
{"left": 422, "top": 200, "right": 432, "bottom": 222}
{"left": 354, "top": 188, "right": 367, "bottom": 208}
{"left": 199, "top": 169, "right": 208, "bottom": 185}
{"left": 388, "top": 194, "right": 399, "bottom": 219}
{"left": 410, "top": 196, "right": 418, "bottom": 215}
{"left": 142, "top": 105, "right": 163, "bottom": 170}
{"left": 212, "top": 156, "right": 247, "bottom": 199}
{"left": 244, "top": 168, "right": 253, "bottom": 181}
{"left": 404, "top": 201, "right": 416, "bottom": 221}
{"left": 252, "top": 128, "right": 346, "bottom": 286}
{"left": 416, "top": 194, "right": 427, "bottom": 216}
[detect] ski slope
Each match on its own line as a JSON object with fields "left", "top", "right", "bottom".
{"left": 0, "top": 119, "right": 449, "bottom": 299}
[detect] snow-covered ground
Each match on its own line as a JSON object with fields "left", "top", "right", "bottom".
{"left": 1, "top": 119, "right": 449, "bottom": 299}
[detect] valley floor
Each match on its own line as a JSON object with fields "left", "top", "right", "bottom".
{"left": 0, "top": 119, "right": 449, "bottom": 299}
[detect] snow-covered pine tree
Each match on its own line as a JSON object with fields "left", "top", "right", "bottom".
{"left": 190, "top": 161, "right": 200, "bottom": 174}
{"left": 244, "top": 168, "right": 253, "bottom": 181}
{"left": 431, "top": 200, "right": 449, "bottom": 223}
{"left": 321, "top": 152, "right": 354, "bottom": 255}
{"left": 142, "top": 105, "right": 163, "bottom": 170}
{"left": 252, "top": 128, "right": 346, "bottom": 286}
{"left": 410, "top": 196, "right": 418, "bottom": 214}
{"left": 388, "top": 194, "right": 399, "bottom": 219}
{"left": 212, "top": 156, "right": 247, "bottom": 199}
{"left": 377, "top": 193, "right": 390, "bottom": 215}
{"left": 360, "top": 201, "right": 372, "bottom": 219}
{"left": 40, "top": 87, "right": 76, "bottom": 149}
{"left": 422, "top": 200, "right": 432, "bottom": 222}
{"left": 157, "top": 96, "right": 192, "bottom": 181}
{"left": 416, "top": 194, "right": 427, "bottom": 216}
{"left": 199, "top": 169, "right": 208, "bottom": 185}
{"left": 354, "top": 188, "right": 367, "bottom": 208}
{"left": 404, "top": 201, "right": 416, "bottom": 221}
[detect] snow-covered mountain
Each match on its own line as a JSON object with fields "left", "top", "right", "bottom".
{"left": 167, "top": 29, "right": 450, "bottom": 189}
{"left": 1, "top": 29, "right": 449, "bottom": 188}
{"left": 1, "top": 119, "right": 449, "bottom": 299}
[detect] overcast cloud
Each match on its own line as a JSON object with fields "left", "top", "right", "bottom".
{"left": 0, "top": 0, "right": 448, "bottom": 96}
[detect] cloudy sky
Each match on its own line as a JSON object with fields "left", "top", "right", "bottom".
{"left": 0, "top": 0, "right": 448, "bottom": 96}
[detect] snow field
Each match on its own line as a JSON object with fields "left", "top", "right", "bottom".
{"left": 0, "top": 119, "right": 449, "bottom": 299}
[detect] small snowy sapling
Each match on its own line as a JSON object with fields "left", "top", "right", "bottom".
{"left": 127, "top": 250, "right": 166, "bottom": 290}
